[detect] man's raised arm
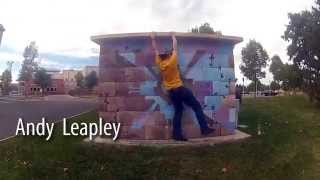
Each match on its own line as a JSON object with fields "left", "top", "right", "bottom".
{"left": 171, "top": 32, "right": 178, "bottom": 53}
{"left": 150, "top": 32, "right": 159, "bottom": 56}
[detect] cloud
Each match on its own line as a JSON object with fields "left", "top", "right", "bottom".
{"left": 45, "top": 47, "right": 99, "bottom": 58}
{"left": 39, "top": 53, "right": 98, "bottom": 68}
{"left": 0, "top": 0, "right": 316, "bottom": 84}
{"left": 0, "top": 45, "right": 98, "bottom": 82}
{"left": 0, "top": 52, "right": 23, "bottom": 64}
{"left": 148, "top": 0, "right": 217, "bottom": 31}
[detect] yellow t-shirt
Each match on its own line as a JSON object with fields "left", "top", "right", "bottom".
{"left": 156, "top": 51, "right": 183, "bottom": 90}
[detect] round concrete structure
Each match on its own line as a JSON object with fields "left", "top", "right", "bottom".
{"left": 92, "top": 32, "right": 242, "bottom": 140}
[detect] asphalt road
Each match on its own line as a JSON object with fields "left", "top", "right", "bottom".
{"left": 0, "top": 96, "right": 98, "bottom": 140}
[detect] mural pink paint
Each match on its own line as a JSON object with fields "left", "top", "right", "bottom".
{"left": 92, "top": 32, "right": 242, "bottom": 140}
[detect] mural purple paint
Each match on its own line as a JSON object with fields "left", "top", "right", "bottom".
{"left": 92, "top": 32, "right": 242, "bottom": 139}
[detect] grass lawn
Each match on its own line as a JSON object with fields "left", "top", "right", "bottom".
{"left": 0, "top": 95, "right": 320, "bottom": 180}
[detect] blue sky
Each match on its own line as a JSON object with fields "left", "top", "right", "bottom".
{"left": 0, "top": 45, "right": 98, "bottom": 82}
{"left": 0, "top": 0, "right": 315, "bottom": 84}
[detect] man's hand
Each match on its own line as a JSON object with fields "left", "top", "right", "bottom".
{"left": 171, "top": 31, "right": 178, "bottom": 51}
{"left": 150, "top": 32, "right": 156, "bottom": 40}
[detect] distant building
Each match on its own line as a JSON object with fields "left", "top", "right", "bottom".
{"left": 62, "top": 66, "right": 98, "bottom": 93}
{"left": 18, "top": 68, "right": 65, "bottom": 96}
{"left": 18, "top": 66, "right": 99, "bottom": 95}
{"left": 45, "top": 68, "right": 63, "bottom": 79}
{"left": 20, "top": 79, "right": 65, "bottom": 96}
{"left": 62, "top": 69, "right": 81, "bottom": 93}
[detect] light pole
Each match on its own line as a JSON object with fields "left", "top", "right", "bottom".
{"left": 0, "top": 24, "right": 5, "bottom": 46}
{"left": 242, "top": 77, "right": 245, "bottom": 95}
{"left": 7, "top": 61, "right": 14, "bottom": 72}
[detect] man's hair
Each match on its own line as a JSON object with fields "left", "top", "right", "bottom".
{"left": 159, "top": 49, "right": 173, "bottom": 60}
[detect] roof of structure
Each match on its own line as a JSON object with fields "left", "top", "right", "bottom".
{"left": 91, "top": 32, "right": 243, "bottom": 45}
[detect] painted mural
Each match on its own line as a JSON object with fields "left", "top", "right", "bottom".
{"left": 95, "top": 34, "right": 242, "bottom": 140}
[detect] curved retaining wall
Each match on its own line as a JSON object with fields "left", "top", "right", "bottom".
{"left": 92, "top": 32, "right": 242, "bottom": 140}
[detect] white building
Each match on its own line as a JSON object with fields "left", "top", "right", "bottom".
{"left": 62, "top": 69, "right": 81, "bottom": 92}
{"left": 45, "top": 68, "right": 63, "bottom": 80}
{"left": 62, "top": 66, "right": 98, "bottom": 93}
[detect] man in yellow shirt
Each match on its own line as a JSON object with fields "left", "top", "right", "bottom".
{"left": 150, "top": 32, "right": 214, "bottom": 141}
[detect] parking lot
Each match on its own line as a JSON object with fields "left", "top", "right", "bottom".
{"left": 0, "top": 95, "right": 98, "bottom": 140}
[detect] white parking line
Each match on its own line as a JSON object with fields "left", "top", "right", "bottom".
{"left": 0, "top": 98, "right": 26, "bottom": 102}
{"left": 0, "top": 109, "right": 95, "bottom": 142}
{"left": 0, "top": 100, "right": 11, "bottom": 104}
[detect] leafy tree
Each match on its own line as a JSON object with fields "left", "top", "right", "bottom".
{"left": 246, "top": 80, "right": 267, "bottom": 92}
{"left": 85, "top": 71, "right": 98, "bottom": 90}
{"left": 283, "top": 0, "right": 320, "bottom": 102}
{"left": 269, "top": 55, "right": 284, "bottom": 83}
{"left": 240, "top": 40, "right": 269, "bottom": 97}
{"left": 34, "top": 68, "right": 52, "bottom": 95}
{"left": 1, "top": 70, "right": 12, "bottom": 95}
{"left": 75, "top": 71, "right": 84, "bottom": 88}
{"left": 19, "top": 41, "right": 39, "bottom": 81}
{"left": 281, "top": 64, "right": 303, "bottom": 93}
{"left": 246, "top": 81, "right": 256, "bottom": 92}
{"left": 269, "top": 55, "right": 302, "bottom": 92}
{"left": 270, "top": 81, "right": 281, "bottom": 91}
{"left": 191, "top": 22, "right": 215, "bottom": 34}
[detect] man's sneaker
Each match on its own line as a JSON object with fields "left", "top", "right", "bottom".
{"left": 173, "top": 135, "right": 188, "bottom": 141}
{"left": 201, "top": 128, "right": 215, "bottom": 136}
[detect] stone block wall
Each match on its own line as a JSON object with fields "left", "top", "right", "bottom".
{"left": 96, "top": 34, "right": 241, "bottom": 140}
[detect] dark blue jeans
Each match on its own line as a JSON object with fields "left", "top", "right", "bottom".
{"left": 168, "top": 86, "right": 209, "bottom": 138}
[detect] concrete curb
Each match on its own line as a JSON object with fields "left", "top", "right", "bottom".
{"left": 0, "top": 135, "right": 16, "bottom": 143}
{"left": 83, "top": 130, "right": 251, "bottom": 147}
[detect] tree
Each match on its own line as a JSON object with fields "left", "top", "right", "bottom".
{"left": 34, "top": 68, "right": 51, "bottom": 95}
{"left": 240, "top": 40, "right": 269, "bottom": 97}
{"left": 246, "top": 80, "right": 266, "bottom": 92}
{"left": 18, "top": 41, "right": 39, "bottom": 81}
{"left": 269, "top": 55, "right": 302, "bottom": 92}
{"left": 281, "top": 64, "right": 303, "bottom": 93}
{"left": 84, "top": 71, "right": 98, "bottom": 90}
{"left": 191, "top": 22, "right": 215, "bottom": 34}
{"left": 1, "top": 70, "right": 12, "bottom": 95}
{"left": 270, "top": 81, "right": 281, "bottom": 91}
{"left": 283, "top": 0, "right": 320, "bottom": 102}
{"left": 269, "top": 55, "right": 284, "bottom": 83}
{"left": 75, "top": 71, "right": 84, "bottom": 88}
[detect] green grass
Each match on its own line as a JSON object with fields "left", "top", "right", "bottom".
{"left": 0, "top": 95, "right": 320, "bottom": 180}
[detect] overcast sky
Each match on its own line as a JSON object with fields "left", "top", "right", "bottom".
{"left": 0, "top": 0, "right": 315, "bottom": 84}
